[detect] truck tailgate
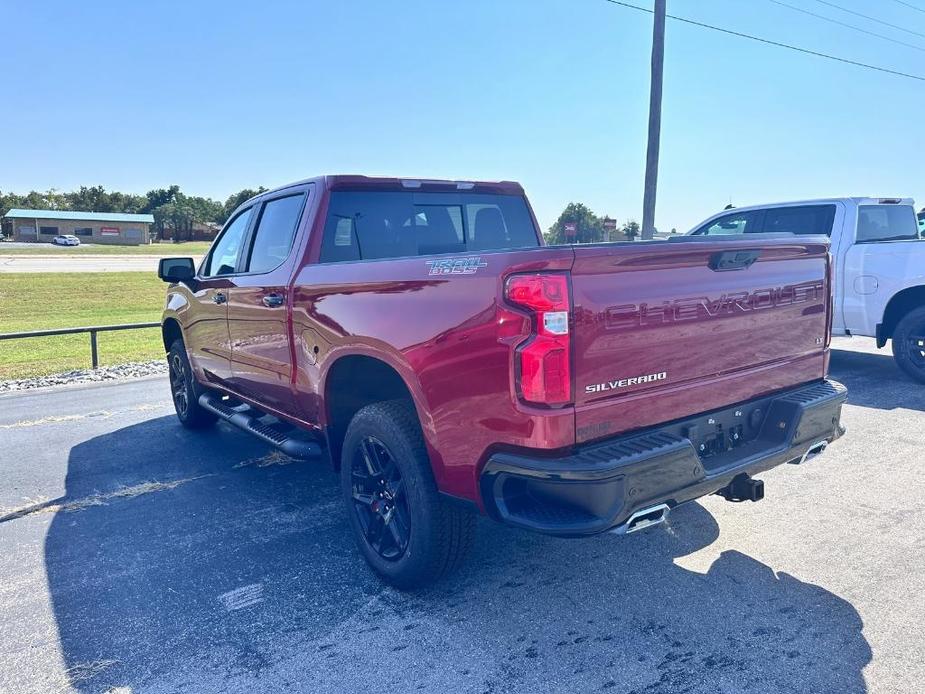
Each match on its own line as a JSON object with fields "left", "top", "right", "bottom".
{"left": 570, "top": 237, "right": 830, "bottom": 444}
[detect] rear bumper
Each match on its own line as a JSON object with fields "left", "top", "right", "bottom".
{"left": 480, "top": 379, "right": 847, "bottom": 536}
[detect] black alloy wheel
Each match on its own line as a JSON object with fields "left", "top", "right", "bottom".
{"left": 169, "top": 351, "right": 190, "bottom": 418}
{"left": 339, "top": 400, "right": 475, "bottom": 588}
{"left": 349, "top": 436, "right": 411, "bottom": 560}
{"left": 167, "top": 339, "right": 217, "bottom": 428}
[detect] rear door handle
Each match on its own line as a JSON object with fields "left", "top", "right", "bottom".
{"left": 262, "top": 293, "right": 285, "bottom": 308}
{"left": 212, "top": 292, "right": 227, "bottom": 304}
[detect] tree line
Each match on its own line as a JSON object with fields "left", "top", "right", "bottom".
{"left": 1, "top": 187, "right": 682, "bottom": 244}
{"left": 0, "top": 185, "right": 267, "bottom": 241}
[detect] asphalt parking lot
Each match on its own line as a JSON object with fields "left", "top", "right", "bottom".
{"left": 1, "top": 337, "right": 923, "bottom": 693}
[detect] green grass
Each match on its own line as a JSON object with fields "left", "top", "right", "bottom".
{"left": 0, "top": 241, "right": 211, "bottom": 256}
{"left": 0, "top": 272, "right": 168, "bottom": 380}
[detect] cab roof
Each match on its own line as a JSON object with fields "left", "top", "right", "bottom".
{"left": 254, "top": 175, "right": 524, "bottom": 201}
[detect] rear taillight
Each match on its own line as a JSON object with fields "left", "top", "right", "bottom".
{"left": 505, "top": 273, "right": 572, "bottom": 406}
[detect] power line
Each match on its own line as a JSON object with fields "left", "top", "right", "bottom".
{"left": 889, "top": 0, "right": 925, "bottom": 14}
{"left": 599, "top": 0, "right": 925, "bottom": 83}
{"left": 768, "top": 0, "right": 925, "bottom": 53}
{"left": 811, "top": 0, "right": 925, "bottom": 38}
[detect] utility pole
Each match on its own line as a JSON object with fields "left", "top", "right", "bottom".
{"left": 641, "top": 0, "right": 666, "bottom": 240}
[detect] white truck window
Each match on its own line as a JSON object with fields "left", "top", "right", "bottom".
{"left": 695, "top": 211, "right": 758, "bottom": 235}
{"left": 857, "top": 205, "right": 919, "bottom": 243}
{"left": 763, "top": 205, "right": 835, "bottom": 236}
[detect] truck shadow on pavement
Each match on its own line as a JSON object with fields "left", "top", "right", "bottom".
{"left": 830, "top": 346, "right": 925, "bottom": 412}
{"left": 45, "top": 415, "right": 871, "bottom": 693}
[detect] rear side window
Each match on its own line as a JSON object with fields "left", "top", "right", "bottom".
{"left": 246, "top": 193, "right": 306, "bottom": 273}
{"left": 319, "top": 191, "right": 539, "bottom": 262}
{"left": 857, "top": 205, "right": 919, "bottom": 243}
{"left": 763, "top": 205, "right": 836, "bottom": 236}
{"left": 693, "top": 211, "right": 759, "bottom": 236}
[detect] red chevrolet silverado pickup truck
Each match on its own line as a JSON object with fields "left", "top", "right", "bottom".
{"left": 158, "top": 175, "right": 847, "bottom": 587}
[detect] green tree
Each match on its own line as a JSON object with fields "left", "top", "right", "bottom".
{"left": 187, "top": 196, "right": 223, "bottom": 225}
{"left": 142, "top": 185, "right": 181, "bottom": 215}
{"left": 622, "top": 219, "right": 640, "bottom": 241}
{"left": 546, "top": 202, "right": 605, "bottom": 245}
{"left": 221, "top": 187, "right": 267, "bottom": 223}
{"left": 153, "top": 193, "right": 223, "bottom": 242}
{"left": 66, "top": 185, "right": 114, "bottom": 212}
{"left": 61, "top": 185, "right": 147, "bottom": 214}
{"left": 0, "top": 191, "right": 26, "bottom": 218}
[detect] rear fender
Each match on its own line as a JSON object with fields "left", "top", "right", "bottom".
{"left": 318, "top": 344, "right": 446, "bottom": 481}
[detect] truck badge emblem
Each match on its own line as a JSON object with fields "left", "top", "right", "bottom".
{"left": 426, "top": 257, "right": 488, "bottom": 275}
{"left": 585, "top": 371, "right": 668, "bottom": 394}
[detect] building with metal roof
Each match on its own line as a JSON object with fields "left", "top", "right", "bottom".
{"left": 3, "top": 209, "right": 154, "bottom": 246}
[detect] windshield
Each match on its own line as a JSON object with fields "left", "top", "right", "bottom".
{"left": 857, "top": 205, "right": 919, "bottom": 243}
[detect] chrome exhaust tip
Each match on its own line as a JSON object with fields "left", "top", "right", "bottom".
{"left": 611, "top": 503, "right": 671, "bottom": 535}
{"left": 795, "top": 440, "right": 828, "bottom": 465}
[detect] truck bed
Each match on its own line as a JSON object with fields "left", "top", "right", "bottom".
{"left": 292, "top": 234, "right": 832, "bottom": 504}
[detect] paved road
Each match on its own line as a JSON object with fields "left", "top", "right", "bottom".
{"left": 1, "top": 338, "right": 922, "bottom": 693}
{"left": 0, "top": 255, "right": 162, "bottom": 273}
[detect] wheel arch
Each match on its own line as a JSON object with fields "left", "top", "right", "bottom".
{"left": 321, "top": 351, "right": 436, "bottom": 473}
{"left": 161, "top": 317, "right": 184, "bottom": 352}
{"left": 878, "top": 286, "right": 925, "bottom": 347}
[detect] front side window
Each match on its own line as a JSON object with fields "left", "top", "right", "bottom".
{"left": 319, "top": 191, "right": 539, "bottom": 262}
{"left": 763, "top": 205, "right": 836, "bottom": 236}
{"left": 245, "top": 193, "right": 306, "bottom": 274}
{"left": 857, "top": 205, "right": 919, "bottom": 243}
{"left": 202, "top": 208, "right": 252, "bottom": 277}
{"left": 694, "top": 211, "right": 757, "bottom": 236}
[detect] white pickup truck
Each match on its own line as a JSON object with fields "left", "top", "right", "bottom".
{"left": 689, "top": 197, "right": 925, "bottom": 382}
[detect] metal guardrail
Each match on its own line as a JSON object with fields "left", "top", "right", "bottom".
{"left": 0, "top": 322, "right": 160, "bottom": 369}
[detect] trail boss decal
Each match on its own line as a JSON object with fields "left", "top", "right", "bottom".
{"left": 426, "top": 257, "right": 488, "bottom": 275}
{"left": 585, "top": 371, "right": 667, "bottom": 394}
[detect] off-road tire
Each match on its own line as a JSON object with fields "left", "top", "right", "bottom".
{"left": 892, "top": 307, "right": 925, "bottom": 384}
{"left": 340, "top": 400, "right": 475, "bottom": 589}
{"left": 168, "top": 339, "right": 218, "bottom": 429}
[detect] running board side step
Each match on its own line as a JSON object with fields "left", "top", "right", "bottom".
{"left": 198, "top": 392, "right": 322, "bottom": 459}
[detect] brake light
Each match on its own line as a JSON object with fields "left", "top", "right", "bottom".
{"left": 505, "top": 273, "right": 572, "bottom": 406}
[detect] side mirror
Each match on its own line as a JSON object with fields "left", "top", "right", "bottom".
{"left": 158, "top": 257, "right": 196, "bottom": 284}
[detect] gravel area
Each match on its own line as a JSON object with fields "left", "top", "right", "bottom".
{"left": 0, "top": 360, "right": 167, "bottom": 392}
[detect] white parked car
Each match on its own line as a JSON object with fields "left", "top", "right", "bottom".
{"left": 689, "top": 197, "right": 925, "bottom": 382}
{"left": 52, "top": 235, "right": 81, "bottom": 246}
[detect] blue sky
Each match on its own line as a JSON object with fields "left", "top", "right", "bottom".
{"left": 2, "top": 0, "right": 923, "bottom": 232}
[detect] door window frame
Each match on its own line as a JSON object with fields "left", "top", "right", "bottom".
{"left": 239, "top": 185, "right": 311, "bottom": 277}
{"left": 198, "top": 205, "right": 257, "bottom": 279}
